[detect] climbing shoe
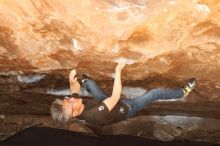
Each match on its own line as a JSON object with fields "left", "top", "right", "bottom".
{"left": 80, "top": 74, "right": 90, "bottom": 87}
{"left": 182, "top": 78, "right": 197, "bottom": 96}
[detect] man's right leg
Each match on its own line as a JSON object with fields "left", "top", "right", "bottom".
{"left": 83, "top": 79, "right": 108, "bottom": 100}
{"left": 122, "top": 88, "right": 184, "bottom": 117}
{"left": 122, "top": 78, "right": 197, "bottom": 117}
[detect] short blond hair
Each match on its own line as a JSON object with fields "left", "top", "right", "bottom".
{"left": 50, "top": 98, "right": 70, "bottom": 123}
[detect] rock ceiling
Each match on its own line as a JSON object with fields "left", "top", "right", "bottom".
{"left": 0, "top": 0, "right": 219, "bottom": 100}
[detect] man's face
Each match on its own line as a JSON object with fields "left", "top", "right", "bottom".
{"left": 62, "top": 97, "right": 83, "bottom": 118}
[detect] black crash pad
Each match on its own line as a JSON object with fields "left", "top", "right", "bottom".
{"left": 0, "top": 127, "right": 218, "bottom": 146}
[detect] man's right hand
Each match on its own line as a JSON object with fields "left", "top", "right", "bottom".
{"left": 115, "top": 63, "right": 125, "bottom": 73}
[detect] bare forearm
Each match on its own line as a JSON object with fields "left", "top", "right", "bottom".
{"left": 70, "top": 83, "right": 80, "bottom": 94}
{"left": 69, "top": 69, "right": 80, "bottom": 94}
{"left": 103, "top": 71, "right": 122, "bottom": 111}
{"left": 111, "top": 71, "right": 122, "bottom": 100}
{"left": 103, "top": 63, "right": 125, "bottom": 111}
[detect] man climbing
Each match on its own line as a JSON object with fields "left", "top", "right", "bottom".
{"left": 51, "top": 63, "right": 196, "bottom": 126}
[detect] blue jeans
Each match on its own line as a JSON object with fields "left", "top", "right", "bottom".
{"left": 85, "top": 79, "right": 184, "bottom": 117}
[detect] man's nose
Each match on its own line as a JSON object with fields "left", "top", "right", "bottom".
{"left": 69, "top": 97, "right": 75, "bottom": 102}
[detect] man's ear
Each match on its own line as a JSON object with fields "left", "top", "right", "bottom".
{"left": 72, "top": 111, "right": 78, "bottom": 117}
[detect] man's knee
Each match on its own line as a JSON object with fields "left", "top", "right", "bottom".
{"left": 86, "top": 79, "right": 96, "bottom": 85}
{"left": 148, "top": 88, "right": 163, "bottom": 99}
{"left": 148, "top": 88, "right": 162, "bottom": 94}
{"left": 85, "top": 79, "right": 96, "bottom": 88}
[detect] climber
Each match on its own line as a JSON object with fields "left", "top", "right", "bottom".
{"left": 50, "top": 63, "right": 197, "bottom": 126}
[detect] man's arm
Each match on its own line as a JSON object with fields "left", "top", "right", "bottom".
{"left": 103, "top": 63, "right": 125, "bottom": 111}
{"left": 69, "top": 69, "right": 80, "bottom": 94}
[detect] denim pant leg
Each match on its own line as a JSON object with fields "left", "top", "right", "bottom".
{"left": 85, "top": 79, "right": 108, "bottom": 100}
{"left": 121, "top": 88, "right": 184, "bottom": 117}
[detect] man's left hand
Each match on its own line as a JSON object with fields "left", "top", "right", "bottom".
{"left": 69, "top": 69, "right": 80, "bottom": 94}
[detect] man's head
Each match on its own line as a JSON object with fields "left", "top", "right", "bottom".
{"left": 50, "top": 97, "right": 84, "bottom": 123}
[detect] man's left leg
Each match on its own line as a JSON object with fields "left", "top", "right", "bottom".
{"left": 81, "top": 74, "right": 108, "bottom": 100}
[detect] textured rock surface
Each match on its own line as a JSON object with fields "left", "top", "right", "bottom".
{"left": 1, "top": 114, "right": 220, "bottom": 144}
{"left": 0, "top": 0, "right": 220, "bottom": 99}
{"left": 0, "top": 0, "right": 220, "bottom": 144}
